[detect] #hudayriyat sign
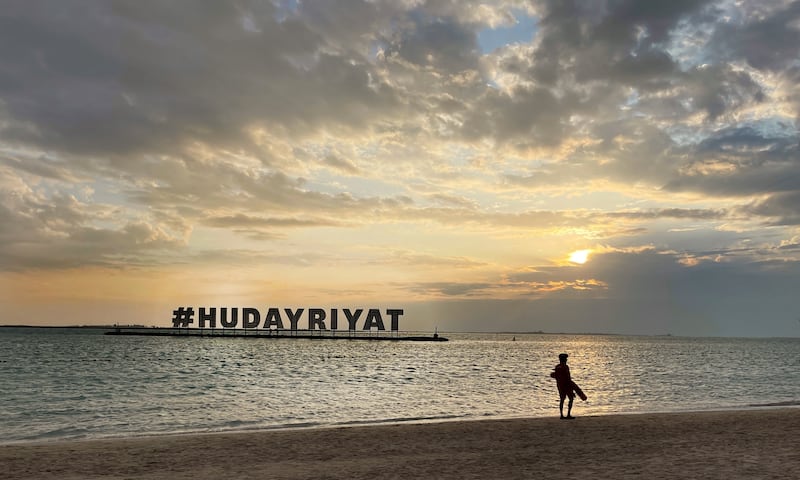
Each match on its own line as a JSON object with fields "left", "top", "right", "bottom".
{"left": 172, "top": 307, "right": 404, "bottom": 331}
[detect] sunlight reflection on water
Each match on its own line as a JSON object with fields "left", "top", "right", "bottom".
{"left": 0, "top": 328, "right": 798, "bottom": 443}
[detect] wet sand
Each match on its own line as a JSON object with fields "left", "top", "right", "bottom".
{"left": 2, "top": 408, "right": 798, "bottom": 479}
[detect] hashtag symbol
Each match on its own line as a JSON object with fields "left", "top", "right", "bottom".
{"left": 172, "top": 307, "right": 194, "bottom": 327}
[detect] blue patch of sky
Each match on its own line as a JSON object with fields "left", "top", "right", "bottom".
{"left": 621, "top": 89, "right": 640, "bottom": 110}
{"left": 240, "top": 14, "right": 260, "bottom": 33}
{"left": 666, "top": 125, "right": 710, "bottom": 147}
{"left": 368, "top": 39, "right": 388, "bottom": 62}
{"left": 667, "top": 116, "right": 797, "bottom": 147}
{"left": 663, "top": 15, "right": 717, "bottom": 71}
{"left": 744, "top": 116, "right": 798, "bottom": 139}
{"left": 477, "top": 10, "right": 538, "bottom": 54}
{"left": 273, "top": 0, "right": 299, "bottom": 23}
{"left": 663, "top": 0, "right": 750, "bottom": 72}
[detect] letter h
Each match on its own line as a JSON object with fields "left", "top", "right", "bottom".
{"left": 199, "top": 307, "right": 216, "bottom": 328}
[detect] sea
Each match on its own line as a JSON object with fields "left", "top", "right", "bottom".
{"left": 1, "top": 327, "right": 798, "bottom": 444}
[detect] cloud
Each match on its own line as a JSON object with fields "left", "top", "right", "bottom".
{"left": 374, "top": 250, "right": 487, "bottom": 269}
{"left": 664, "top": 126, "right": 800, "bottom": 197}
{"left": 740, "top": 192, "right": 800, "bottom": 226}
{"left": 322, "top": 155, "right": 361, "bottom": 175}
{"left": 683, "top": 64, "right": 764, "bottom": 121}
{"left": 391, "top": 17, "right": 482, "bottom": 73}
{"left": 203, "top": 214, "right": 345, "bottom": 229}
{"left": 405, "top": 244, "right": 800, "bottom": 304}
{"left": 527, "top": 0, "right": 712, "bottom": 84}
{"left": 188, "top": 248, "right": 335, "bottom": 268}
{"left": 0, "top": 167, "right": 186, "bottom": 271}
{"left": 403, "top": 247, "right": 800, "bottom": 335}
{"left": 0, "top": 0, "right": 401, "bottom": 159}
{"left": 200, "top": 213, "right": 350, "bottom": 240}
{"left": 710, "top": 1, "right": 800, "bottom": 71}
{"left": 2, "top": 1, "right": 800, "bottom": 335}
{"left": 407, "top": 281, "right": 496, "bottom": 297}
{"left": 0, "top": 152, "right": 82, "bottom": 182}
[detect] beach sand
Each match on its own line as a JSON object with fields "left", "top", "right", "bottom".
{"left": 2, "top": 409, "right": 798, "bottom": 479}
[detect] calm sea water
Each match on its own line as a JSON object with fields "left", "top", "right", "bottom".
{"left": 1, "top": 327, "right": 798, "bottom": 444}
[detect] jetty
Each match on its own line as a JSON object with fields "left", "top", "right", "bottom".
{"left": 105, "top": 326, "right": 448, "bottom": 342}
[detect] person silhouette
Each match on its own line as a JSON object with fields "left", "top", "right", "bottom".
{"left": 550, "top": 353, "right": 583, "bottom": 419}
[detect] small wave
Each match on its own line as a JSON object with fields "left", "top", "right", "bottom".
{"left": 205, "top": 419, "right": 325, "bottom": 433}
{"left": 16, "top": 426, "right": 91, "bottom": 443}
{"left": 747, "top": 400, "right": 800, "bottom": 407}
{"left": 217, "top": 419, "right": 265, "bottom": 429}
{"left": 332, "top": 414, "right": 466, "bottom": 428}
{"left": 259, "top": 421, "right": 322, "bottom": 430}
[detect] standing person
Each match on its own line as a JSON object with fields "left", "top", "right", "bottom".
{"left": 550, "top": 353, "right": 582, "bottom": 419}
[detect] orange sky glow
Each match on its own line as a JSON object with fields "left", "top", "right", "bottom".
{"left": 2, "top": 1, "right": 800, "bottom": 336}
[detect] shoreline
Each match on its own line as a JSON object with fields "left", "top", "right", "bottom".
{"left": 4, "top": 402, "right": 800, "bottom": 447}
{"left": 3, "top": 408, "right": 799, "bottom": 479}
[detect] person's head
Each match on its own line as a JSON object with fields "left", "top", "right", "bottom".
{"left": 558, "top": 353, "right": 568, "bottom": 364}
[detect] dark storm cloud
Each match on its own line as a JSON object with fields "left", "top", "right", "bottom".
{"left": 530, "top": 0, "right": 712, "bottom": 85}
{"left": 0, "top": 0, "right": 400, "bottom": 158}
{"left": 504, "top": 117, "right": 684, "bottom": 189}
{"left": 203, "top": 214, "right": 345, "bottom": 229}
{"left": 2, "top": 0, "right": 800, "bottom": 280}
{"left": 710, "top": 1, "right": 800, "bottom": 71}
{"left": 460, "top": 85, "right": 564, "bottom": 146}
{"left": 297, "top": 0, "right": 386, "bottom": 50}
{"left": 505, "top": 249, "right": 687, "bottom": 292}
{"left": 387, "top": 17, "right": 481, "bottom": 73}
{"left": 683, "top": 64, "right": 764, "bottom": 121}
{"left": 407, "top": 248, "right": 800, "bottom": 335}
{"left": 664, "top": 126, "right": 800, "bottom": 197}
{"left": 740, "top": 192, "right": 800, "bottom": 226}
{"left": 455, "top": 0, "right": 762, "bottom": 155}
{"left": 605, "top": 208, "right": 728, "bottom": 221}
{"left": 605, "top": 49, "right": 678, "bottom": 90}
{"left": 0, "top": 0, "right": 786, "bottom": 200}
{"left": 0, "top": 153, "right": 80, "bottom": 182}
{"left": 409, "top": 281, "right": 495, "bottom": 297}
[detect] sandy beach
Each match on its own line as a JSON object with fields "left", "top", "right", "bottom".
{"left": 2, "top": 408, "right": 798, "bottom": 479}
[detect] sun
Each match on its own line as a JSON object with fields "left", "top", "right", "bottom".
{"left": 568, "top": 249, "right": 591, "bottom": 264}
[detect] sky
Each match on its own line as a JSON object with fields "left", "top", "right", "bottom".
{"left": 1, "top": 0, "right": 800, "bottom": 337}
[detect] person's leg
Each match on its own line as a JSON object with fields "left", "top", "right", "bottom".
{"left": 567, "top": 396, "right": 574, "bottom": 418}
{"left": 559, "top": 395, "right": 565, "bottom": 418}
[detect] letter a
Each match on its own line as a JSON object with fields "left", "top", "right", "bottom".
{"left": 362, "top": 309, "right": 385, "bottom": 330}
{"left": 264, "top": 308, "right": 284, "bottom": 329}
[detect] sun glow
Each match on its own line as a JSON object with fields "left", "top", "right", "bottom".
{"left": 568, "top": 249, "right": 591, "bottom": 264}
